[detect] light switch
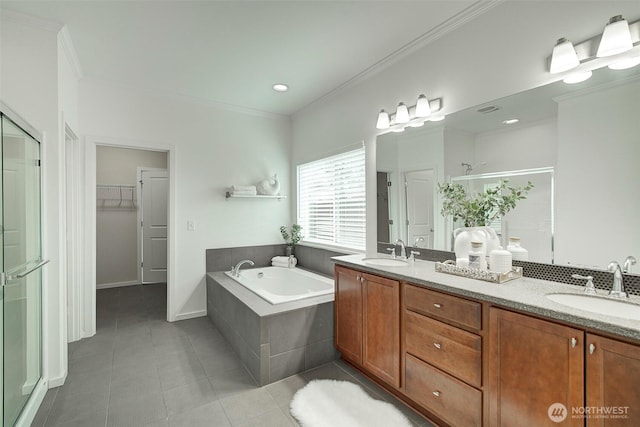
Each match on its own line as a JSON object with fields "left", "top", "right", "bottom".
{"left": 187, "top": 220, "right": 195, "bottom": 231}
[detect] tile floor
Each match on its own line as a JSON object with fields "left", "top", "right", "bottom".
{"left": 33, "top": 283, "right": 433, "bottom": 427}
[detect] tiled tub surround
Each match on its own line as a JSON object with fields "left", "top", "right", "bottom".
{"left": 334, "top": 254, "right": 640, "bottom": 341}
{"left": 206, "top": 243, "right": 346, "bottom": 277}
{"left": 205, "top": 244, "right": 348, "bottom": 385}
{"left": 207, "top": 272, "right": 337, "bottom": 386}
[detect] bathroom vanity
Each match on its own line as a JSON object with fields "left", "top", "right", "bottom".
{"left": 333, "top": 254, "right": 640, "bottom": 427}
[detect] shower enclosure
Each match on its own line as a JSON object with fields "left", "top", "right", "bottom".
{"left": 0, "top": 106, "right": 45, "bottom": 426}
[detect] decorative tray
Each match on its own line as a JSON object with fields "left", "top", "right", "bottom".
{"left": 435, "top": 261, "right": 523, "bottom": 284}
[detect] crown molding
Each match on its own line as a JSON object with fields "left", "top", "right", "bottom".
{"left": 0, "top": 7, "right": 63, "bottom": 32}
{"left": 59, "top": 26, "right": 84, "bottom": 79}
{"left": 294, "top": 0, "right": 504, "bottom": 116}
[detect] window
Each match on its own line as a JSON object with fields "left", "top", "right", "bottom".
{"left": 297, "top": 147, "right": 366, "bottom": 251}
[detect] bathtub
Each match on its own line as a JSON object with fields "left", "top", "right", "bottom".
{"left": 224, "top": 266, "right": 334, "bottom": 304}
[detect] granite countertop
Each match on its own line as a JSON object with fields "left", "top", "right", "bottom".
{"left": 333, "top": 254, "right": 640, "bottom": 342}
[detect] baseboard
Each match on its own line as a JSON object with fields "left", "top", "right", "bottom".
{"left": 174, "top": 309, "right": 207, "bottom": 321}
{"left": 16, "top": 378, "right": 47, "bottom": 427}
{"left": 47, "top": 371, "right": 67, "bottom": 388}
{"left": 96, "top": 280, "right": 138, "bottom": 289}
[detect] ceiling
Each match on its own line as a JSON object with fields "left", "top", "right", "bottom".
{"left": 2, "top": 0, "right": 481, "bottom": 116}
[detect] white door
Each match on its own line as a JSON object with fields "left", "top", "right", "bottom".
{"left": 141, "top": 170, "right": 168, "bottom": 283}
{"left": 405, "top": 170, "right": 434, "bottom": 248}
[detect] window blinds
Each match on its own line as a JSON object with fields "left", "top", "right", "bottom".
{"left": 297, "top": 148, "right": 366, "bottom": 251}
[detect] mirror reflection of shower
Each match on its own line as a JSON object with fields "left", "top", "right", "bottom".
{"left": 462, "top": 161, "right": 486, "bottom": 175}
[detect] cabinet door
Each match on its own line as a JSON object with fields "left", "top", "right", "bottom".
{"left": 334, "top": 266, "right": 363, "bottom": 364}
{"left": 489, "top": 308, "right": 584, "bottom": 426}
{"left": 586, "top": 334, "right": 640, "bottom": 427}
{"left": 362, "top": 273, "right": 400, "bottom": 387}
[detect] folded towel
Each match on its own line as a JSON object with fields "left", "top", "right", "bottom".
{"left": 232, "top": 185, "right": 257, "bottom": 192}
{"left": 231, "top": 189, "right": 257, "bottom": 196}
{"left": 272, "top": 262, "right": 295, "bottom": 268}
{"left": 272, "top": 256, "right": 293, "bottom": 262}
{"left": 272, "top": 258, "right": 297, "bottom": 267}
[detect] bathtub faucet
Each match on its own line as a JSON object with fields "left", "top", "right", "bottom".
{"left": 231, "top": 259, "right": 254, "bottom": 277}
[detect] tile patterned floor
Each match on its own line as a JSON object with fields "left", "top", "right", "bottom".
{"left": 33, "top": 283, "right": 433, "bottom": 426}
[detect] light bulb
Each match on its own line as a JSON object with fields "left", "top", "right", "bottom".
{"left": 376, "top": 110, "right": 390, "bottom": 129}
{"left": 415, "top": 94, "right": 431, "bottom": 117}
{"left": 608, "top": 56, "right": 640, "bottom": 70}
{"left": 395, "top": 102, "right": 410, "bottom": 124}
{"left": 549, "top": 38, "right": 580, "bottom": 74}
{"left": 597, "top": 15, "right": 633, "bottom": 57}
{"left": 563, "top": 70, "right": 592, "bottom": 84}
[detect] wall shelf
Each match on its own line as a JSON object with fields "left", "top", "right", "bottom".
{"left": 225, "top": 191, "right": 286, "bottom": 200}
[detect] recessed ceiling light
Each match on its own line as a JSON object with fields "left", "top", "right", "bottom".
{"left": 503, "top": 118, "right": 520, "bottom": 125}
{"left": 272, "top": 83, "right": 288, "bottom": 92}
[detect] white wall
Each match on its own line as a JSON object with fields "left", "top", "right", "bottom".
{"left": 1, "top": 10, "right": 71, "bottom": 389}
{"left": 80, "top": 80, "right": 292, "bottom": 320}
{"left": 556, "top": 79, "right": 640, "bottom": 268}
{"left": 291, "top": 0, "right": 639, "bottom": 254}
{"left": 96, "top": 146, "right": 167, "bottom": 286}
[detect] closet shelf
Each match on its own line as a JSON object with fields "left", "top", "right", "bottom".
{"left": 225, "top": 191, "right": 286, "bottom": 200}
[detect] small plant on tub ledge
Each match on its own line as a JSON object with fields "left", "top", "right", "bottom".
{"left": 280, "top": 224, "right": 303, "bottom": 256}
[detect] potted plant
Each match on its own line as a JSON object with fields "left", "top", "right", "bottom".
{"left": 280, "top": 224, "right": 303, "bottom": 256}
{"left": 438, "top": 180, "right": 533, "bottom": 260}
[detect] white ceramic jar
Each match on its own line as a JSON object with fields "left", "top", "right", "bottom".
{"left": 490, "top": 246, "right": 513, "bottom": 273}
{"left": 507, "top": 237, "right": 529, "bottom": 261}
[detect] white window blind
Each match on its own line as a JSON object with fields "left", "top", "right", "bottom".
{"left": 297, "top": 148, "right": 366, "bottom": 251}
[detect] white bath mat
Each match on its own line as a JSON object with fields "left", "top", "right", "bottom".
{"left": 290, "top": 379, "right": 412, "bottom": 427}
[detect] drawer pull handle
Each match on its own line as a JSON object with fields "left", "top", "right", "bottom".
{"left": 589, "top": 343, "right": 596, "bottom": 354}
{"left": 570, "top": 337, "right": 577, "bottom": 348}
{"left": 433, "top": 303, "right": 442, "bottom": 309}
{"left": 432, "top": 391, "right": 441, "bottom": 397}
{"left": 433, "top": 342, "right": 441, "bottom": 350}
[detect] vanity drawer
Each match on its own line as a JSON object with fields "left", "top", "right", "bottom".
{"left": 405, "top": 310, "right": 481, "bottom": 387}
{"left": 404, "top": 284, "right": 481, "bottom": 331}
{"left": 405, "top": 354, "right": 481, "bottom": 427}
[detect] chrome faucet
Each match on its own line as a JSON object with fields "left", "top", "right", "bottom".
{"left": 231, "top": 259, "right": 254, "bottom": 277}
{"left": 607, "top": 261, "right": 627, "bottom": 298}
{"left": 623, "top": 256, "right": 637, "bottom": 274}
{"left": 394, "top": 239, "right": 407, "bottom": 259}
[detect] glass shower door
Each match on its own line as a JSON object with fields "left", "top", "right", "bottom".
{"left": 1, "top": 115, "right": 44, "bottom": 427}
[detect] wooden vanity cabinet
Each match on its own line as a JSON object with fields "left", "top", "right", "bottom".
{"left": 586, "top": 334, "right": 640, "bottom": 427}
{"left": 403, "top": 283, "right": 483, "bottom": 427}
{"left": 334, "top": 265, "right": 400, "bottom": 387}
{"left": 489, "top": 308, "right": 585, "bottom": 427}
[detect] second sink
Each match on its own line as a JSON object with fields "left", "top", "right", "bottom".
{"left": 546, "top": 293, "right": 640, "bottom": 320}
{"left": 362, "top": 257, "right": 409, "bottom": 267}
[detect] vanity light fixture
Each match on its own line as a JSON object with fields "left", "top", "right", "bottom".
{"left": 375, "top": 95, "right": 443, "bottom": 132}
{"left": 272, "top": 83, "right": 289, "bottom": 92}
{"left": 597, "top": 15, "right": 633, "bottom": 57}
{"left": 549, "top": 38, "right": 580, "bottom": 74}
{"left": 547, "top": 15, "right": 640, "bottom": 83}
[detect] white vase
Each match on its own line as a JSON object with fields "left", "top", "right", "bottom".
{"left": 507, "top": 237, "right": 529, "bottom": 261}
{"left": 257, "top": 173, "right": 280, "bottom": 196}
{"left": 453, "top": 227, "right": 500, "bottom": 262}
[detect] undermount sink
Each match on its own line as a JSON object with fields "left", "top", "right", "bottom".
{"left": 546, "top": 293, "right": 640, "bottom": 320}
{"left": 362, "top": 257, "right": 409, "bottom": 267}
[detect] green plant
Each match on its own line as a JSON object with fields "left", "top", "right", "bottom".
{"left": 280, "top": 224, "right": 303, "bottom": 246}
{"left": 438, "top": 180, "right": 534, "bottom": 227}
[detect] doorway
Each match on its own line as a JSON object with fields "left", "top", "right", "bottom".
{"left": 96, "top": 147, "right": 168, "bottom": 291}
{"left": 404, "top": 169, "right": 434, "bottom": 248}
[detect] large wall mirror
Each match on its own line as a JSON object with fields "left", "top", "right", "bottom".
{"left": 376, "top": 65, "right": 640, "bottom": 273}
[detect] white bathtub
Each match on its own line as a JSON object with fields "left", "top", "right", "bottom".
{"left": 224, "top": 266, "right": 334, "bottom": 304}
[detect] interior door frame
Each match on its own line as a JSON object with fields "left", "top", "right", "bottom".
{"left": 136, "top": 167, "right": 168, "bottom": 285}
{"left": 85, "top": 136, "right": 175, "bottom": 328}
